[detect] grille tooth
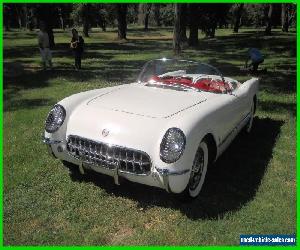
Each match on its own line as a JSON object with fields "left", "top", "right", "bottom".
{"left": 93, "top": 144, "right": 97, "bottom": 164}
{"left": 104, "top": 145, "right": 109, "bottom": 168}
{"left": 118, "top": 149, "right": 122, "bottom": 166}
{"left": 67, "top": 135, "right": 151, "bottom": 175}
{"left": 99, "top": 143, "right": 102, "bottom": 159}
{"left": 94, "top": 144, "right": 98, "bottom": 164}
{"left": 139, "top": 154, "right": 143, "bottom": 173}
{"left": 125, "top": 151, "right": 128, "bottom": 171}
{"left": 112, "top": 147, "right": 115, "bottom": 159}
{"left": 132, "top": 152, "right": 136, "bottom": 172}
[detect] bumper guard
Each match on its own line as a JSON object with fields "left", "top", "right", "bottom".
{"left": 42, "top": 136, "right": 62, "bottom": 158}
{"left": 155, "top": 167, "right": 190, "bottom": 193}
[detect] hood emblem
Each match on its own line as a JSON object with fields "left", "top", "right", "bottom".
{"left": 102, "top": 129, "right": 109, "bottom": 137}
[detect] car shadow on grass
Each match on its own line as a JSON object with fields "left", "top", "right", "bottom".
{"left": 67, "top": 117, "right": 283, "bottom": 220}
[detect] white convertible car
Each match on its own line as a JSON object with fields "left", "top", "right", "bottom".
{"left": 43, "top": 59, "right": 259, "bottom": 198}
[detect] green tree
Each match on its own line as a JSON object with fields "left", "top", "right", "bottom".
{"left": 233, "top": 4, "right": 244, "bottom": 33}
{"left": 137, "top": 4, "right": 152, "bottom": 30}
{"left": 71, "top": 4, "right": 93, "bottom": 36}
{"left": 241, "top": 4, "right": 265, "bottom": 27}
{"left": 160, "top": 4, "right": 174, "bottom": 26}
{"left": 4, "top": 4, "right": 11, "bottom": 31}
{"left": 180, "top": 4, "right": 187, "bottom": 42}
{"left": 198, "top": 4, "right": 231, "bottom": 38}
{"left": 97, "top": 8, "right": 108, "bottom": 31}
{"left": 188, "top": 4, "right": 199, "bottom": 46}
{"left": 265, "top": 4, "right": 273, "bottom": 35}
{"left": 14, "top": 4, "right": 24, "bottom": 29}
{"left": 82, "top": 4, "right": 91, "bottom": 37}
{"left": 117, "top": 4, "right": 127, "bottom": 40}
{"left": 144, "top": 4, "right": 152, "bottom": 30}
{"left": 173, "top": 3, "right": 184, "bottom": 55}
{"left": 281, "top": 4, "right": 296, "bottom": 32}
{"left": 153, "top": 4, "right": 161, "bottom": 27}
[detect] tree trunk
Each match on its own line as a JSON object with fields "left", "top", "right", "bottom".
{"left": 58, "top": 8, "right": 64, "bottom": 30}
{"left": 233, "top": 4, "right": 244, "bottom": 33}
{"left": 60, "top": 17, "right": 64, "bottom": 30}
{"left": 4, "top": 5, "right": 11, "bottom": 31}
{"left": 210, "top": 18, "right": 217, "bottom": 38}
{"left": 102, "top": 21, "right": 106, "bottom": 31}
{"left": 154, "top": 4, "right": 161, "bottom": 26}
{"left": 281, "top": 4, "right": 289, "bottom": 32}
{"left": 98, "top": 9, "right": 107, "bottom": 31}
{"left": 144, "top": 4, "right": 152, "bottom": 31}
{"left": 24, "top": 5, "right": 29, "bottom": 30}
{"left": 117, "top": 4, "right": 127, "bottom": 40}
{"left": 265, "top": 4, "right": 273, "bottom": 35}
{"left": 83, "top": 21, "right": 89, "bottom": 37}
{"left": 173, "top": 4, "right": 183, "bottom": 55}
{"left": 180, "top": 4, "right": 187, "bottom": 42}
{"left": 18, "top": 16, "right": 22, "bottom": 29}
{"left": 5, "top": 23, "right": 9, "bottom": 32}
{"left": 137, "top": 4, "right": 144, "bottom": 26}
{"left": 210, "top": 24, "right": 216, "bottom": 38}
{"left": 28, "top": 8, "right": 34, "bottom": 31}
{"left": 14, "top": 5, "right": 22, "bottom": 29}
{"left": 82, "top": 4, "right": 90, "bottom": 37}
{"left": 188, "top": 4, "right": 198, "bottom": 47}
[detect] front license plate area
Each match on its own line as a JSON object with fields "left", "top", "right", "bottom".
{"left": 82, "top": 159, "right": 120, "bottom": 185}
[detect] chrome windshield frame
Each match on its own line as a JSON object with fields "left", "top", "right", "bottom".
{"left": 137, "top": 58, "right": 225, "bottom": 83}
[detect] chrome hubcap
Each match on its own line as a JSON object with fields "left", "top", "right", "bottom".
{"left": 189, "top": 148, "right": 204, "bottom": 191}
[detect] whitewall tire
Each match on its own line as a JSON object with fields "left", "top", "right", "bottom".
{"left": 188, "top": 141, "right": 209, "bottom": 198}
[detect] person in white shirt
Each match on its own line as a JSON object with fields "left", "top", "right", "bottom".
{"left": 38, "top": 22, "right": 53, "bottom": 70}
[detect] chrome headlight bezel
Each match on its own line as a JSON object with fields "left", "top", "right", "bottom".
{"left": 45, "top": 104, "right": 66, "bottom": 133}
{"left": 160, "top": 128, "right": 186, "bottom": 163}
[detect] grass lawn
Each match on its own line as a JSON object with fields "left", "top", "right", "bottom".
{"left": 3, "top": 26, "right": 296, "bottom": 245}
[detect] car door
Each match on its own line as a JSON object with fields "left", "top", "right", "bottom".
{"left": 213, "top": 93, "right": 244, "bottom": 146}
{"left": 232, "top": 81, "right": 254, "bottom": 120}
{"left": 203, "top": 83, "right": 247, "bottom": 148}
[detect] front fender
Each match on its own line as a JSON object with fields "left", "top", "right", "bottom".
{"left": 44, "top": 86, "right": 123, "bottom": 142}
{"left": 155, "top": 109, "right": 219, "bottom": 193}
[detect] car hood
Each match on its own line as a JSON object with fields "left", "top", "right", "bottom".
{"left": 86, "top": 84, "right": 207, "bottom": 118}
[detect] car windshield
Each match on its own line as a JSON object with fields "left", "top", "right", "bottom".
{"left": 137, "top": 58, "right": 232, "bottom": 94}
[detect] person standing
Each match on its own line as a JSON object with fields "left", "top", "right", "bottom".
{"left": 70, "top": 28, "right": 84, "bottom": 70}
{"left": 38, "top": 22, "right": 53, "bottom": 70}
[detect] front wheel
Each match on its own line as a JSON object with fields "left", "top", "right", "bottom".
{"left": 187, "top": 140, "right": 209, "bottom": 198}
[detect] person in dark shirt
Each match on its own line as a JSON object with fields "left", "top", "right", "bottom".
{"left": 245, "top": 48, "right": 264, "bottom": 73}
{"left": 70, "top": 28, "right": 84, "bottom": 70}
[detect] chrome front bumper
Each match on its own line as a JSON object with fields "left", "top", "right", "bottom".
{"left": 42, "top": 137, "right": 62, "bottom": 145}
{"left": 42, "top": 136, "right": 190, "bottom": 193}
{"left": 42, "top": 137, "right": 62, "bottom": 158}
{"left": 155, "top": 167, "right": 190, "bottom": 192}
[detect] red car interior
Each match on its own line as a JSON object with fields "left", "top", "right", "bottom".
{"left": 150, "top": 75, "right": 231, "bottom": 93}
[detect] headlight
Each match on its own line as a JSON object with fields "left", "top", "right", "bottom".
{"left": 45, "top": 104, "right": 66, "bottom": 133}
{"left": 160, "top": 128, "right": 186, "bottom": 163}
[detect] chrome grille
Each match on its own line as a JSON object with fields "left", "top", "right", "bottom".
{"left": 66, "top": 135, "right": 151, "bottom": 175}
